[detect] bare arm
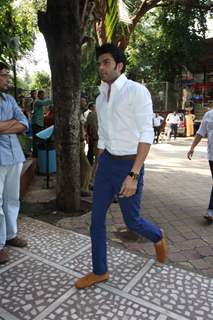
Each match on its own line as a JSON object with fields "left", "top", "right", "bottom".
{"left": 131, "top": 142, "right": 151, "bottom": 174}
{"left": 0, "top": 120, "right": 26, "bottom": 134}
{"left": 119, "top": 142, "right": 151, "bottom": 198}
{"left": 0, "top": 120, "right": 17, "bottom": 133}
{"left": 187, "top": 134, "right": 202, "bottom": 160}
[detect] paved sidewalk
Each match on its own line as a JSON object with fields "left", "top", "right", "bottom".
{"left": 0, "top": 216, "right": 213, "bottom": 320}
{"left": 52, "top": 138, "right": 213, "bottom": 277}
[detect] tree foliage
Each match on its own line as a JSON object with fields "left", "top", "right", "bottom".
{"left": 31, "top": 70, "right": 51, "bottom": 91}
{"left": 126, "top": 1, "right": 211, "bottom": 83}
{"left": 0, "top": 0, "right": 37, "bottom": 63}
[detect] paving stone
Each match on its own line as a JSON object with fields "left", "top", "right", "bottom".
{"left": 174, "top": 239, "right": 207, "bottom": 250}
{"left": 18, "top": 218, "right": 90, "bottom": 263}
{"left": 203, "top": 256, "right": 213, "bottom": 264}
{"left": 181, "top": 249, "right": 202, "bottom": 260}
{"left": 44, "top": 287, "right": 162, "bottom": 320}
{"left": 0, "top": 257, "right": 75, "bottom": 320}
{"left": 63, "top": 246, "right": 148, "bottom": 290}
{"left": 190, "top": 259, "right": 211, "bottom": 269}
{"left": 129, "top": 264, "right": 213, "bottom": 320}
{"left": 123, "top": 243, "right": 144, "bottom": 252}
{"left": 168, "top": 253, "right": 187, "bottom": 262}
{"left": 201, "top": 236, "right": 213, "bottom": 244}
{"left": 197, "top": 246, "right": 213, "bottom": 257}
{"left": 180, "top": 232, "right": 200, "bottom": 240}
{"left": 0, "top": 248, "right": 26, "bottom": 271}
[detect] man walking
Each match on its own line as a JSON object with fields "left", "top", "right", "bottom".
{"left": 166, "top": 111, "right": 180, "bottom": 140}
{"left": 187, "top": 109, "right": 213, "bottom": 222}
{"left": 153, "top": 112, "right": 164, "bottom": 143}
{"left": 75, "top": 43, "right": 167, "bottom": 289}
{"left": 31, "top": 90, "right": 52, "bottom": 157}
{"left": 0, "top": 62, "right": 29, "bottom": 264}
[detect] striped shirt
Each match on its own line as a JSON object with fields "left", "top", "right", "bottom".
{"left": 0, "top": 93, "right": 29, "bottom": 165}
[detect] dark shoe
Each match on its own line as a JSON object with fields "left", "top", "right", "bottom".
{"left": 154, "top": 229, "right": 167, "bottom": 263}
{"left": 75, "top": 272, "right": 109, "bottom": 289}
{"left": 0, "top": 248, "right": 9, "bottom": 265}
{"left": 204, "top": 215, "right": 213, "bottom": 223}
{"left": 6, "top": 236, "right": 27, "bottom": 248}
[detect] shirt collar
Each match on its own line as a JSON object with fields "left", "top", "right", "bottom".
{"left": 99, "top": 73, "right": 128, "bottom": 95}
{"left": 0, "top": 92, "right": 6, "bottom": 101}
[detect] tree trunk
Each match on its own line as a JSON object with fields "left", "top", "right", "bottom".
{"left": 38, "top": 0, "right": 81, "bottom": 213}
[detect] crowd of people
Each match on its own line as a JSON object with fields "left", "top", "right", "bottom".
{"left": 16, "top": 89, "right": 54, "bottom": 157}
{"left": 153, "top": 109, "right": 197, "bottom": 143}
{"left": 0, "top": 44, "right": 212, "bottom": 292}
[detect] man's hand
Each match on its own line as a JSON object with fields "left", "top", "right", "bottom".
{"left": 119, "top": 176, "right": 138, "bottom": 198}
{"left": 187, "top": 149, "right": 194, "bottom": 160}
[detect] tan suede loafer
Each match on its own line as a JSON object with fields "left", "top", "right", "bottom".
{"left": 154, "top": 229, "right": 167, "bottom": 263}
{"left": 75, "top": 272, "right": 109, "bottom": 289}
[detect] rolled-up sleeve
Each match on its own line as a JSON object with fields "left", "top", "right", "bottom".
{"left": 11, "top": 96, "right": 29, "bottom": 130}
{"left": 97, "top": 110, "right": 105, "bottom": 149}
{"left": 197, "top": 115, "right": 207, "bottom": 137}
{"left": 133, "top": 85, "right": 154, "bottom": 144}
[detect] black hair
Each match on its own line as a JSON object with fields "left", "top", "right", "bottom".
{"left": 96, "top": 43, "right": 126, "bottom": 73}
{"left": 38, "top": 90, "right": 45, "bottom": 95}
{"left": 0, "top": 62, "right": 9, "bottom": 71}
{"left": 81, "top": 93, "right": 87, "bottom": 99}
{"left": 88, "top": 102, "right": 95, "bottom": 110}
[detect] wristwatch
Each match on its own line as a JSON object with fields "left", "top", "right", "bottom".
{"left": 128, "top": 171, "right": 139, "bottom": 181}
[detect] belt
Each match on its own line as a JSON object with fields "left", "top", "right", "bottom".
{"left": 105, "top": 150, "right": 136, "bottom": 160}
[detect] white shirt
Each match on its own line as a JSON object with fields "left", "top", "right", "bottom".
{"left": 153, "top": 115, "right": 164, "bottom": 127}
{"left": 166, "top": 113, "right": 180, "bottom": 124}
{"left": 197, "top": 109, "right": 213, "bottom": 161}
{"left": 96, "top": 74, "right": 154, "bottom": 155}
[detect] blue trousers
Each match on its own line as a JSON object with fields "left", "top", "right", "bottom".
{"left": 91, "top": 151, "right": 162, "bottom": 275}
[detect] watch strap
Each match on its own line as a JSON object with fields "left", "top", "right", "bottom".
{"left": 128, "top": 171, "right": 139, "bottom": 181}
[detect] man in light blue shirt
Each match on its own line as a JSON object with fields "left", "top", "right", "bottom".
{"left": 0, "top": 62, "right": 29, "bottom": 264}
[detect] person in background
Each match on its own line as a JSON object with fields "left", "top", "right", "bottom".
{"left": 31, "top": 90, "right": 52, "bottom": 157}
{"left": 44, "top": 105, "right": 54, "bottom": 128}
{"left": 185, "top": 110, "right": 195, "bottom": 137}
{"left": 18, "top": 95, "right": 25, "bottom": 111}
{"left": 187, "top": 109, "right": 213, "bottom": 222}
{"left": 80, "top": 96, "right": 92, "bottom": 196}
{"left": 0, "top": 62, "right": 29, "bottom": 264}
{"left": 29, "top": 89, "right": 37, "bottom": 113}
{"left": 86, "top": 102, "right": 98, "bottom": 166}
{"left": 153, "top": 112, "right": 164, "bottom": 143}
{"left": 75, "top": 43, "right": 167, "bottom": 290}
{"left": 166, "top": 111, "right": 180, "bottom": 140}
{"left": 80, "top": 94, "right": 90, "bottom": 123}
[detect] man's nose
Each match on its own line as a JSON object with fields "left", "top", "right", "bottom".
{"left": 99, "top": 64, "right": 104, "bottom": 71}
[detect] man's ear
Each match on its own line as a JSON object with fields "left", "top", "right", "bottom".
{"left": 117, "top": 62, "right": 124, "bottom": 73}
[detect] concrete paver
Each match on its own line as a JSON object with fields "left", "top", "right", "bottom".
{"left": 0, "top": 217, "right": 213, "bottom": 320}
{"left": 50, "top": 138, "right": 213, "bottom": 277}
